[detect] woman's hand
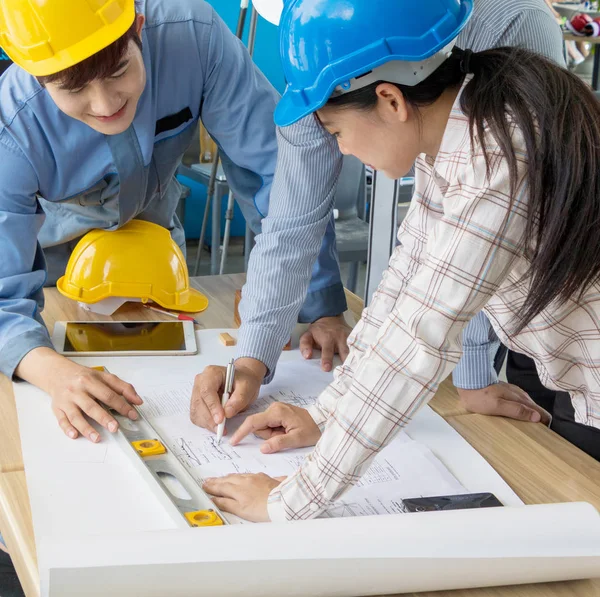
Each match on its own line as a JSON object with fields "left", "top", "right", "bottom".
{"left": 229, "top": 403, "right": 322, "bottom": 453}
{"left": 203, "top": 473, "right": 285, "bottom": 522}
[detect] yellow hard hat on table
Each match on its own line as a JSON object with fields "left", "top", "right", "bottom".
{"left": 57, "top": 220, "right": 209, "bottom": 314}
{"left": 0, "top": 0, "right": 135, "bottom": 76}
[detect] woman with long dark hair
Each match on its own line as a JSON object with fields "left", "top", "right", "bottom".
{"left": 204, "top": 0, "right": 600, "bottom": 522}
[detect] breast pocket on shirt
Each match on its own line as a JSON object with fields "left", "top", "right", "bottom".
{"left": 68, "top": 175, "right": 120, "bottom": 218}
{"left": 38, "top": 175, "right": 121, "bottom": 248}
{"left": 75, "top": 178, "right": 110, "bottom": 206}
{"left": 151, "top": 108, "right": 197, "bottom": 197}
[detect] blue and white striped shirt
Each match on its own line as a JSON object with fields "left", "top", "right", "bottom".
{"left": 237, "top": 0, "right": 565, "bottom": 384}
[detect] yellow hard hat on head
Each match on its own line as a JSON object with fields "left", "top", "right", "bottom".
{"left": 0, "top": 0, "right": 135, "bottom": 76}
{"left": 57, "top": 220, "right": 209, "bottom": 314}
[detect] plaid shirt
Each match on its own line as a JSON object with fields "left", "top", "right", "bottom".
{"left": 267, "top": 86, "right": 600, "bottom": 522}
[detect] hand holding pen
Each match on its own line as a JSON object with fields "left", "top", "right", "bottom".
{"left": 216, "top": 358, "right": 235, "bottom": 444}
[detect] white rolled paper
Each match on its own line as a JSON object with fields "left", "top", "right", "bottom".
{"left": 42, "top": 502, "right": 600, "bottom": 597}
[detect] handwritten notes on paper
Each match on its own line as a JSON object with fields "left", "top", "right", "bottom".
{"left": 136, "top": 360, "right": 467, "bottom": 519}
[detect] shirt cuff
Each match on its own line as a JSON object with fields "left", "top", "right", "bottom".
{"left": 307, "top": 403, "right": 328, "bottom": 431}
{"left": 1, "top": 328, "right": 55, "bottom": 379}
{"left": 235, "top": 324, "right": 288, "bottom": 384}
{"left": 267, "top": 472, "right": 328, "bottom": 521}
{"left": 267, "top": 487, "right": 289, "bottom": 522}
{"left": 452, "top": 345, "right": 499, "bottom": 390}
{"left": 298, "top": 282, "right": 347, "bottom": 324}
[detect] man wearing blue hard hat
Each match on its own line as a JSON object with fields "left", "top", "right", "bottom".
{"left": 203, "top": 0, "right": 600, "bottom": 521}
{"left": 192, "top": 2, "right": 563, "bottom": 432}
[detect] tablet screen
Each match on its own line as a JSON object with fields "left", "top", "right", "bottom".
{"left": 63, "top": 321, "right": 186, "bottom": 353}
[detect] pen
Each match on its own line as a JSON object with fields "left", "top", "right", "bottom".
{"left": 143, "top": 304, "right": 200, "bottom": 326}
{"left": 216, "top": 358, "right": 235, "bottom": 445}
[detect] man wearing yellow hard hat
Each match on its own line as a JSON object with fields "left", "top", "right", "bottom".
{"left": 0, "top": 0, "right": 349, "bottom": 442}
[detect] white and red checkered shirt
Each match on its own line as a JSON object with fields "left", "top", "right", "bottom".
{"left": 267, "top": 86, "right": 600, "bottom": 522}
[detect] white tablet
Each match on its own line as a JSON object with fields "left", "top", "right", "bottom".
{"left": 52, "top": 320, "right": 198, "bottom": 357}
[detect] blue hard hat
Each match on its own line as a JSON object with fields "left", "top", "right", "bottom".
{"left": 275, "top": 0, "right": 473, "bottom": 127}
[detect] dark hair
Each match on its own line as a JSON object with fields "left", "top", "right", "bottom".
{"left": 37, "top": 18, "right": 142, "bottom": 90}
{"left": 328, "top": 46, "right": 600, "bottom": 331}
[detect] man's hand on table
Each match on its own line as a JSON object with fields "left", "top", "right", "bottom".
{"left": 190, "top": 357, "right": 266, "bottom": 432}
{"left": 16, "top": 347, "right": 142, "bottom": 442}
{"left": 457, "top": 381, "right": 551, "bottom": 425}
{"left": 300, "top": 314, "right": 352, "bottom": 372}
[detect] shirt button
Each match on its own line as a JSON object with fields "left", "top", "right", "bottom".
{"left": 309, "top": 503, "right": 320, "bottom": 512}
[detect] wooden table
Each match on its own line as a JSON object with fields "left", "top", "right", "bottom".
{"left": 1, "top": 273, "right": 599, "bottom": 597}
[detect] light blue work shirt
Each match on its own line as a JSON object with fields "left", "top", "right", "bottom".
{"left": 0, "top": 0, "right": 346, "bottom": 378}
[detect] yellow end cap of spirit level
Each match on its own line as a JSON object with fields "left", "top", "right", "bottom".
{"left": 131, "top": 439, "right": 166, "bottom": 457}
{"left": 185, "top": 509, "right": 224, "bottom": 527}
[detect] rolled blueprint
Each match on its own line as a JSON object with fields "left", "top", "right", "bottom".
{"left": 42, "top": 502, "right": 600, "bottom": 596}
